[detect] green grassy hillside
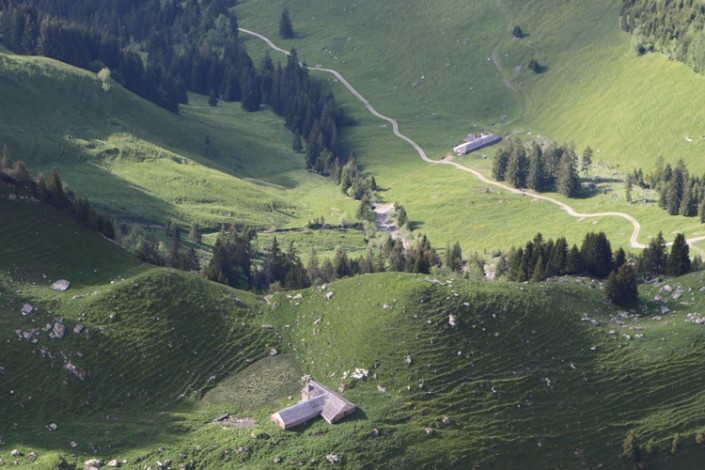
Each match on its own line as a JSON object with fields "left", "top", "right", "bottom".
{"left": 265, "top": 273, "right": 705, "bottom": 468}
{"left": 0, "top": 53, "right": 358, "bottom": 231}
{"left": 4, "top": 200, "right": 705, "bottom": 468}
{"left": 237, "top": 0, "right": 705, "bottom": 255}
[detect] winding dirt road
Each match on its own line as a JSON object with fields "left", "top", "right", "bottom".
{"left": 239, "top": 27, "right": 688, "bottom": 251}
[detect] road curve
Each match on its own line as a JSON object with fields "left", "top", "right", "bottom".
{"left": 240, "top": 27, "right": 652, "bottom": 249}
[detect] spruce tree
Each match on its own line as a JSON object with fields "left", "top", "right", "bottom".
{"left": 640, "top": 231, "right": 667, "bottom": 275}
{"left": 565, "top": 245, "right": 583, "bottom": 275}
{"left": 666, "top": 160, "right": 687, "bottom": 215}
{"left": 667, "top": 233, "right": 691, "bottom": 276}
{"left": 581, "top": 146, "right": 593, "bottom": 178}
{"left": 526, "top": 142, "right": 545, "bottom": 191}
{"left": 557, "top": 152, "right": 579, "bottom": 197}
{"left": 580, "top": 232, "right": 612, "bottom": 278}
{"left": 279, "top": 8, "right": 294, "bottom": 39}
{"left": 492, "top": 147, "right": 510, "bottom": 181}
{"left": 47, "top": 168, "right": 67, "bottom": 207}
{"left": 506, "top": 144, "right": 528, "bottom": 188}
{"left": 605, "top": 264, "right": 638, "bottom": 307}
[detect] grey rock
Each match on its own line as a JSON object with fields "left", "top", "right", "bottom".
{"left": 51, "top": 280, "right": 71, "bottom": 291}
{"left": 21, "top": 304, "right": 33, "bottom": 315}
{"left": 52, "top": 323, "right": 65, "bottom": 340}
{"left": 84, "top": 458, "right": 102, "bottom": 469}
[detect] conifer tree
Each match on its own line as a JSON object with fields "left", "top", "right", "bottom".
{"left": 640, "top": 231, "right": 667, "bottom": 275}
{"left": 667, "top": 233, "right": 691, "bottom": 276}
{"left": 506, "top": 144, "right": 528, "bottom": 188}
{"left": 526, "top": 142, "right": 545, "bottom": 191}
{"left": 581, "top": 146, "right": 593, "bottom": 178}
{"left": 492, "top": 147, "right": 510, "bottom": 181}
{"left": 47, "top": 168, "right": 67, "bottom": 207}
{"left": 279, "top": 8, "right": 294, "bottom": 39}
{"left": 557, "top": 151, "right": 579, "bottom": 197}
{"left": 605, "top": 264, "right": 638, "bottom": 306}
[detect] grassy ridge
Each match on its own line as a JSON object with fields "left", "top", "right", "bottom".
{"left": 265, "top": 273, "right": 705, "bottom": 467}
{"left": 4, "top": 201, "right": 705, "bottom": 467}
{"left": 0, "top": 53, "right": 358, "bottom": 230}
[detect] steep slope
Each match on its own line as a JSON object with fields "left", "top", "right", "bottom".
{"left": 0, "top": 53, "right": 358, "bottom": 229}
{"left": 4, "top": 200, "right": 705, "bottom": 467}
{"left": 0, "top": 200, "right": 278, "bottom": 466}
{"left": 263, "top": 273, "right": 705, "bottom": 468}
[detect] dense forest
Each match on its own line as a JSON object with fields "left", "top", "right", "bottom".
{"left": 0, "top": 0, "right": 351, "bottom": 180}
{"left": 621, "top": 0, "right": 705, "bottom": 73}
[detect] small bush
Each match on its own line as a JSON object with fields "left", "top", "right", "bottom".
{"left": 696, "top": 430, "right": 705, "bottom": 446}
{"left": 622, "top": 430, "right": 640, "bottom": 462}
{"left": 671, "top": 432, "right": 680, "bottom": 456}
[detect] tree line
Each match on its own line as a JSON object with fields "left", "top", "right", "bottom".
{"left": 492, "top": 137, "right": 587, "bottom": 198}
{"left": 0, "top": 2, "right": 359, "bottom": 188}
{"left": 504, "top": 230, "right": 693, "bottom": 306}
{"left": 621, "top": 0, "right": 705, "bottom": 73}
{"left": 0, "top": 146, "right": 115, "bottom": 239}
{"left": 150, "top": 224, "right": 442, "bottom": 293}
{"left": 629, "top": 156, "right": 705, "bottom": 221}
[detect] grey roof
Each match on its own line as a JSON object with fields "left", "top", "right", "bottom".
{"left": 271, "top": 380, "right": 356, "bottom": 429}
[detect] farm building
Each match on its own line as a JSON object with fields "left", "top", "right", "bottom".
{"left": 271, "top": 379, "right": 357, "bottom": 430}
{"left": 453, "top": 131, "right": 502, "bottom": 155}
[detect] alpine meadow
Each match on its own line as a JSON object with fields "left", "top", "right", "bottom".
{"left": 4, "top": 0, "right": 705, "bottom": 468}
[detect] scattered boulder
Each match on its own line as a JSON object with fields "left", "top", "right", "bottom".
{"left": 448, "top": 314, "right": 457, "bottom": 328}
{"left": 377, "top": 385, "right": 387, "bottom": 393}
{"left": 269, "top": 348, "right": 279, "bottom": 356}
{"left": 325, "top": 291, "right": 334, "bottom": 300}
{"left": 326, "top": 454, "right": 339, "bottom": 464}
{"left": 405, "top": 355, "right": 413, "bottom": 366}
{"left": 51, "top": 280, "right": 71, "bottom": 291}
{"left": 65, "top": 362, "right": 88, "bottom": 381}
{"left": 313, "top": 317, "right": 322, "bottom": 326}
{"left": 424, "top": 428, "right": 434, "bottom": 436}
{"left": 371, "top": 428, "right": 380, "bottom": 437}
{"left": 351, "top": 368, "right": 369, "bottom": 380}
{"left": 46, "top": 423, "right": 59, "bottom": 432}
{"left": 10, "top": 449, "right": 22, "bottom": 457}
{"left": 84, "top": 459, "right": 102, "bottom": 470}
{"left": 109, "top": 313, "right": 118, "bottom": 322}
{"left": 50, "top": 323, "right": 65, "bottom": 340}
{"left": 21, "top": 304, "right": 33, "bottom": 315}
{"left": 70, "top": 441, "right": 78, "bottom": 448}
{"left": 107, "top": 459, "right": 121, "bottom": 468}
{"left": 214, "top": 413, "right": 229, "bottom": 423}
{"left": 28, "top": 451, "right": 38, "bottom": 460}
{"left": 74, "top": 324, "right": 84, "bottom": 334}
{"left": 273, "top": 456, "right": 282, "bottom": 464}
{"left": 442, "top": 416, "right": 451, "bottom": 425}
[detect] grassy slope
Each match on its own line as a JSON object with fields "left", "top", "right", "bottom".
{"left": 0, "top": 201, "right": 276, "bottom": 466}
{"left": 5, "top": 200, "right": 705, "bottom": 468}
{"left": 0, "top": 53, "right": 358, "bottom": 231}
{"left": 236, "top": 0, "right": 705, "bottom": 254}
{"left": 265, "top": 273, "right": 705, "bottom": 468}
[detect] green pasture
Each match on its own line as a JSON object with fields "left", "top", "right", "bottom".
{"left": 0, "top": 53, "right": 358, "bottom": 231}
{"left": 236, "top": 0, "right": 705, "bottom": 254}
